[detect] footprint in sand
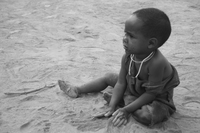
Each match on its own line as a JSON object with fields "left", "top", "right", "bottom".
{"left": 183, "top": 101, "right": 200, "bottom": 110}
{"left": 43, "top": 122, "right": 51, "bottom": 133}
{"left": 182, "top": 96, "right": 200, "bottom": 110}
{"left": 20, "top": 119, "right": 34, "bottom": 131}
{"left": 35, "top": 120, "right": 51, "bottom": 133}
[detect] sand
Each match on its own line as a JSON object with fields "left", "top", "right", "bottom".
{"left": 0, "top": 0, "right": 200, "bottom": 133}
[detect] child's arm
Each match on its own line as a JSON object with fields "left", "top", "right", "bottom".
{"left": 104, "top": 54, "right": 127, "bottom": 116}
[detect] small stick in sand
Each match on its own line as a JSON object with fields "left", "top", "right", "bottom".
{"left": 4, "top": 83, "right": 56, "bottom": 96}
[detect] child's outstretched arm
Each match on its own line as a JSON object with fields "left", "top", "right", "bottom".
{"left": 104, "top": 54, "right": 128, "bottom": 117}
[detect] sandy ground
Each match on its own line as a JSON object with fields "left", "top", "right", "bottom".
{"left": 0, "top": 0, "right": 200, "bottom": 133}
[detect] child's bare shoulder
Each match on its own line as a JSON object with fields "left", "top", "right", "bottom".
{"left": 148, "top": 50, "right": 172, "bottom": 80}
{"left": 149, "top": 50, "right": 172, "bottom": 75}
{"left": 150, "top": 50, "right": 170, "bottom": 67}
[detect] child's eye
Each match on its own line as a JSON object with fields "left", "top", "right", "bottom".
{"left": 129, "top": 34, "right": 133, "bottom": 38}
{"left": 125, "top": 32, "right": 133, "bottom": 38}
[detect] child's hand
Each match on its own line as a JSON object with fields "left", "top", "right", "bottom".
{"left": 111, "top": 108, "right": 128, "bottom": 127}
{"left": 104, "top": 107, "right": 116, "bottom": 117}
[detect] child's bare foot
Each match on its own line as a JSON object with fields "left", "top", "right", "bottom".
{"left": 103, "top": 92, "right": 112, "bottom": 104}
{"left": 58, "top": 80, "right": 79, "bottom": 98}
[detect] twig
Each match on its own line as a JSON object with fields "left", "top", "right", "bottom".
{"left": 4, "top": 83, "right": 57, "bottom": 96}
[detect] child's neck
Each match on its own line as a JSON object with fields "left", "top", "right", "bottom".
{"left": 134, "top": 50, "right": 156, "bottom": 61}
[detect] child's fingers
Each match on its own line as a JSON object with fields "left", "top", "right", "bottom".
{"left": 104, "top": 112, "right": 109, "bottom": 117}
{"left": 123, "top": 119, "right": 128, "bottom": 125}
{"left": 112, "top": 114, "right": 123, "bottom": 124}
{"left": 112, "top": 116, "right": 117, "bottom": 123}
{"left": 104, "top": 111, "right": 112, "bottom": 117}
{"left": 113, "top": 118, "right": 121, "bottom": 126}
{"left": 112, "top": 114, "right": 120, "bottom": 123}
{"left": 93, "top": 113, "right": 105, "bottom": 118}
{"left": 112, "top": 109, "right": 119, "bottom": 116}
{"left": 116, "top": 119, "right": 125, "bottom": 127}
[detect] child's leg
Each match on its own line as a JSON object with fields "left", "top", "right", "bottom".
{"left": 78, "top": 73, "right": 118, "bottom": 93}
{"left": 58, "top": 73, "right": 118, "bottom": 98}
{"left": 132, "top": 101, "right": 174, "bottom": 126}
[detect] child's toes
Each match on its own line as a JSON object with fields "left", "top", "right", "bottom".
{"left": 103, "top": 92, "right": 112, "bottom": 104}
{"left": 66, "top": 87, "right": 79, "bottom": 98}
{"left": 58, "top": 80, "right": 66, "bottom": 91}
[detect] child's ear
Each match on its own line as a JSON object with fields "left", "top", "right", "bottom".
{"left": 148, "top": 38, "right": 158, "bottom": 49}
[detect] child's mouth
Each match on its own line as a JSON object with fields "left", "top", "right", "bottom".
{"left": 123, "top": 45, "right": 128, "bottom": 50}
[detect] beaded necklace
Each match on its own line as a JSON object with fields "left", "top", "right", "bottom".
{"left": 128, "top": 52, "right": 155, "bottom": 78}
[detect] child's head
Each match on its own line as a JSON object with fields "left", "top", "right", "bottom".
{"left": 133, "top": 8, "right": 171, "bottom": 47}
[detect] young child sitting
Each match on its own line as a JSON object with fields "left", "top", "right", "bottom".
{"left": 58, "top": 8, "right": 180, "bottom": 127}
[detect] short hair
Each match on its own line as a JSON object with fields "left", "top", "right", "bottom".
{"left": 133, "top": 8, "right": 171, "bottom": 46}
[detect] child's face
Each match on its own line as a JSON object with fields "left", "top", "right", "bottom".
{"left": 123, "top": 14, "right": 149, "bottom": 55}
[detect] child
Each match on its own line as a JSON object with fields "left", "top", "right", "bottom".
{"left": 58, "top": 8, "right": 180, "bottom": 127}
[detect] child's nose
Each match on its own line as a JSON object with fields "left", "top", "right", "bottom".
{"left": 123, "top": 35, "right": 127, "bottom": 43}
